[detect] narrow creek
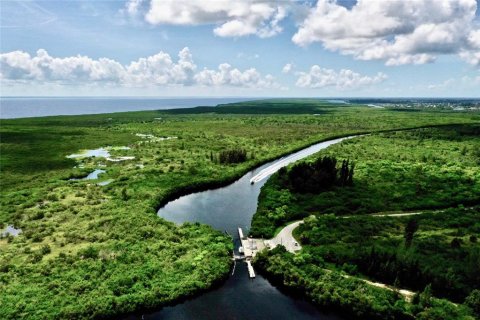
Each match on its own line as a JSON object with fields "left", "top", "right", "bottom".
{"left": 134, "top": 136, "right": 357, "bottom": 319}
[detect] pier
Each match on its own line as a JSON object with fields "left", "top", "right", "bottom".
{"left": 238, "top": 227, "right": 266, "bottom": 259}
{"left": 237, "top": 227, "right": 268, "bottom": 278}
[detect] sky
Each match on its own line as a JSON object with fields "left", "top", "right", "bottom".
{"left": 1, "top": 0, "right": 479, "bottom": 97}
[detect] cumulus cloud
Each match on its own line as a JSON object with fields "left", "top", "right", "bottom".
{"left": 0, "top": 48, "right": 195, "bottom": 86}
{"left": 0, "top": 49, "right": 126, "bottom": 83}
{"left": 195, "top": 63, "right": 279, "bottom": 88}
{"left": 295, "top": 65, "right": 387, "bottom": 89}
{"left": 126, "top": 47, "right": 196, "bottom": 85}
{"left": 292, "top": 0, "right": 480, "bottom": 66}
{"left": 459, "top": 29, "right": 480, "bottom": 65}
{"left": 127, "top": 0, "right": 289, "bottom": 38}
{"left": 0, "top": 48, "right": 277, "bottom": 89}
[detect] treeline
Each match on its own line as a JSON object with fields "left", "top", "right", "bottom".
{"left": 219, "top": 148, "right": 247, "bottom": 164}
{"left": 277, "top": 156, "right": 354, "bottom": 193}
{"left": 209, "top": 148, "right": 250, "bottom": 164}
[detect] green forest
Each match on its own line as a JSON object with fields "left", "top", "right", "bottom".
{"left": 294, "top": 207, "right": 480, "bottom": 302}
{"left": 251, "top": 125, "right": 480, "bottom": 237}
{"left": 252, "top": 124, "right": 480, "bottom": 319}
{"left": 1, "top": 100, "right": 479, "bottom": 319}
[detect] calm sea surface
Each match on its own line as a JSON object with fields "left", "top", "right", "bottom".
{"left": 0, "top": 97, "right": 253, "bottom": 119}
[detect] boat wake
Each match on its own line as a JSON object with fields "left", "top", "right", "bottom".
{"left": 250, "top": 136, "right": 357, "bottom": 184}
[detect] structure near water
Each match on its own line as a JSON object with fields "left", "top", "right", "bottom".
{"left": 238, "top": 227, "right": 268, "bottom": 278}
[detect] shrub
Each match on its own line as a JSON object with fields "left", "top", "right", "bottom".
{"left": 40, "top": 244, "right": 51, "bottom": 255}
{"left": 79, "top": 246, "right": 99, "bottom": 259}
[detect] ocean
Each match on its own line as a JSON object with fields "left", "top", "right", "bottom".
{"left": 0, "top": 97, "right": 254, "bottom": 119}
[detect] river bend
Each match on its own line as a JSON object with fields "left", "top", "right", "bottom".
{"left": 133, "top": 136, "right": 356, "bottom": 319}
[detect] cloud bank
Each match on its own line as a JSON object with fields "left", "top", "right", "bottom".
{"left": 292, "top": 0, "right": 480, "bottom": 66}
{"left": 295, "top": 65, "right": 387, "bottom": 89}
{"left": 0, "top": 48, "right": 278, "bottom": 89}
{"left": 127, "top": 0, "right": 289, "bottom": 38}
{"left": 125, "top": 0, "right": 480, "bottom": 66}
{"left": 195, "top": 63, "right": 279, "bottom": 88}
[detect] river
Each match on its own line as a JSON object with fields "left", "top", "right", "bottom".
{"left": 130, "top": 137, "right": 354, "bottom": 319}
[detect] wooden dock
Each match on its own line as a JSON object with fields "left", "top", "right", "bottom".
{"left": 246, "top": 261, "right": 255, "bottom": 278}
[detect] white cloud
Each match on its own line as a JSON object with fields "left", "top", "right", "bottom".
{"left": 195, "top": 63, "right": 279, "bottom": 88}
{"left": 125, "top": 0, "right": 144, "bottom": 15}
{"left": 295, "top": 65, "right": 387, "bottom": 89}
{"left": 0, "top": 49, "right": 126, "bottom": 83}
{"left": 293, "top": 0, "right": 480, "bottom": 66}
{"left": 459, "top": 29, "right": 480, "bottom": 65}
{"left": 0, "top": 48, "right": 195, "bottom": 86}
{"left": 1, "top": 48, "right": 277, "bottom": 89}
{"left": 128, "top": 0, "right": 289, "bottom": 38}
{"left": 282, "top": 63, "right": 293, "bottom": 73}
{"left": 126, "top": 47, "right": 196, "bottom": 85}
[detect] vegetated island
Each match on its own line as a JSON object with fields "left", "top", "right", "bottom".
{"left": 1, "top": 99, "right": 479, "bottom": 319}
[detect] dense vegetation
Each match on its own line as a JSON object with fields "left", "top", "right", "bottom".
{"left": 252, "top": 124, "right": 479, "bottom": 319}
{"left": 276, "top": 156, "right": 354, "bottom": 193}
{"left": 251, "top": 125, "right": 480, "bottom": 237}
{"left": 218, "top": 148, "right": 248, "bottom": 164}
{"left": 1, "top": 100, "right": 479, "bottom": 319}
{"left": 294, "top": 207, "right": 480, "bottom": 302}
{"left": 255, "top": 246, "right": 476, "bottom": 320}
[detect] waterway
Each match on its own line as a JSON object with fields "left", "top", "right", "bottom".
{"left": 134, "top": 137, "right": 355, "bottom": 319}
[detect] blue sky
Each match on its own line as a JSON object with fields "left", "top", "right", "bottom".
{"left": 1, "top": 0, "right": 479, "bottom": 97}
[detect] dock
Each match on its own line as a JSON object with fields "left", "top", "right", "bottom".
{"left": 236, "top": 222, "right": 304, "bottom": 279}
{"left": 238, "top": 227, "right": 266, "bottom": 278}
{"left": 246, "top": 261, "right": 255, "bottom": 278}
{"left": 238, "top": 227, "right": 266, "bottom": 259}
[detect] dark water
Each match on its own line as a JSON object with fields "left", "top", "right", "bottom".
{"left": 136, "top": 137, "right": 355, "bottom": 320}
{"left": 150, "top": 263, "right": 334, "bottom": 320}
{"left": 0, "top": 97, "right": 252, "bottom": 119}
